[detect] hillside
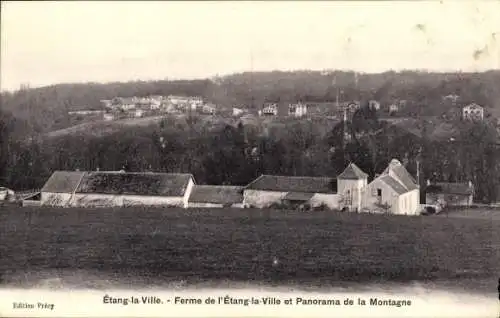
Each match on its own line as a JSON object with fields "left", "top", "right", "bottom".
{"left": 2, "top": 70, "right": 500, "bottom": 135}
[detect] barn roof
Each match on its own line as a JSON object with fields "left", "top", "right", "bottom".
{"left": 41, "top": 171, "right": 86, "bottom": 193}
{"left": 246, "top": 175, "right": 337, "bottom": 193}
{"left": 188, "top": 185, "right": 244, "bottom": 204}
{"left": 75, "top": 172, "right": 194, "bottom": 196}
{"left": 283, "top": 192, "right": 315, "bottom": 201}
{"left": 379, "top": 175, "right": 408, "bottom": 195}
{"left": 337, "top": 163, "right": 368, "bottom": 180}
{"left": 382, "top": 159, "right": 419, "bottom": 191}
{"left": 426, "top": 182, "right": 474, "bottom": 196}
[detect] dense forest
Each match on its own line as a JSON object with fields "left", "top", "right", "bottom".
{"left": 1, "top": 70, "right": 499, "bottom": 202}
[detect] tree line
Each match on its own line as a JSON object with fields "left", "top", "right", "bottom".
{"left": 1, "top": 106, "right": 499, "bottom": 203}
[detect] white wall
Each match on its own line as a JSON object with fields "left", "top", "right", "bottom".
{"left": 182, "top": 178, "right": 196, "bottom": 208}
{"left": 72, "top": 193, "right": 185, "bottom": 207}
{"left": 337, "top": 178, "right": 367, "bottom": 211}
{"left": 243, "top": 189, "right": 286, "bottom": 208}
{"left": 310, "top": 193, "right": 340, "bottom": 210}
{"left": 41, "top": 192, "right": 72, "bottom": 207}
{"left": 363, "top": 179, "right": 420, "bottom": 215}
{"left": 362, "top": 178, "right": 399, "bottom": 213}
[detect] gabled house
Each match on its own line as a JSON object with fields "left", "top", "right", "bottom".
{"left": 425, "top": 181, "right": 474, "bottom": 207}
{"left": 261, "top": 103, "right": 278, "bottom": 116}
{"left": 288, "top": 103, "right": 308, "bottom": 117}
{"left": 362, "top": 159, "right": 420, "bottom": 215}
{"left": 462, "top": 103, "right": 484, "bottom": 121}
{"left": 243, "top": 175, "right": 339, "bottom": 209}
{"left": 187, "top": 185, "right": 244, "bottom": 208}
{"left": 337, "top": 163, "right": 369, "bottom": 212}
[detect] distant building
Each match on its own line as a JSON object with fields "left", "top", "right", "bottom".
{"left": 68, "top": 110, "right": 105, "bottom": 116}
{"left": 425, "top": 181, "right": 474, "bottom": 207}
{"left": 232, "top": 107, "right": 245, "bottom": 116}
{"left": 103, "top": 113, "right": 115, "bottom": 121}
{"left": 134, "top": 109, "right": 144, "bottom": 118}
{"left": 202, "top": 104, "right": 217, "bottom": 115}
{"left": 261, "top": 103, "right": 278, "bottom": 116}
{"left": 442, "top": 94, "right": 460, "bottom": 104}
{"left": 462, "top": 103, "right": 484, "bottom": 121}
{"left": 368, "top": 100, "right": 381, "bottom": 111}
{"left": 288, "top": 103, "right": 307, "bottom": 117}
{"left": 389, "top": 104, "right": 399, "bottom": 114}
{"left": 188, "top": 185, "right": 244, "bottom": 208}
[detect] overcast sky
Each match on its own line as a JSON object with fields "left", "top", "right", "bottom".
{"left": 1, "top": 1, "right": 499, "bottom": 91}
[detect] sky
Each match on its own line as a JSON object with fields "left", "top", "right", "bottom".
{"left": 1, "top": 1, "right": 499, "bottom": 92}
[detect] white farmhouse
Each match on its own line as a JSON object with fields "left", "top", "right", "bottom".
{"left": 72, "top": 171, "right": 195, "bottom": 208}
{"left": 462, "top": 103, "right": 484, "bottom": 121}
{"left": 288, "top": 103, "right": 308, "bottom": 117}
{"left": 243, "top": 175, "right": 340, "bottom": 209}
{"left": 187, "top": 185, "right": 244, "bottom": 208}
{"left": 362, "top": 159, "right": 420, "bottom": 215}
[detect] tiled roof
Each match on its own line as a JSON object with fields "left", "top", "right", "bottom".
{"left": 383, "top": 159, "right": 418, "bottom": 191}
{"left": 188, "top": 185, "right": 243, "bottom": 204}
{"left": 337, "top": 163, "right": 368, "bottom": 180}
{"left": 246, "top": 175, "right": 337, "bottom": 194}
{"left": 76, "top": 172, "right": 194, "bottom": 196}
{"left": 379, "top": 175, "right": 408, "bottom": 195}
{"left": 426, "top": 182, "right": 474, "bottom": 196}
{"left": 41, "top": 171, "right": 86, "bottom": 193}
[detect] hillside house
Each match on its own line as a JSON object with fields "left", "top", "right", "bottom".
{"left": 261, "top": 103, "right": 278, "bottom": 116}
{"left": 103, "top": 113, "right": 115, "bottom": 121}
{"left": 368, "top": 100, "right": 381, "bottom": 111}
{"left": 40, "top": 171, "right": 87, "bottom": 207}
{"left": 389, "top": 104, "right": 399, "bottom": 114}
{"left": 442, "top": 94, "right": 460, "bottom": 104}
{"left": 187, "top": 185, "right": 244, "bottom": 208}
{"left": 362, "top": 159, "right": 420, "bottom": 215}
{"left": 337, "top": 163, "right": 369, "bottom": 212}
{"left": 202, "top": 104, "right": 217, "bottom": 115}
{"left": 288, "top": 103, "right": 308, "bottom": 117}
{"left": 425, "top": 181, "right": 474, "bottom": 207}
{"left": 462, "top": 103, "right": 484, "bottom": 121}
{"left": 72, "top": 172, "right": 195, "bottom": 208}
{"left": 232, "top": 107, "right": 246, "bottom": 116}
{"left": 243, "top": 175, "right": 339, "bottom": 209}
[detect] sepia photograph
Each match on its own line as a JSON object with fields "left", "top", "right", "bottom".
{"left": 0, "top": 1, "right": 499, "bottom": 317}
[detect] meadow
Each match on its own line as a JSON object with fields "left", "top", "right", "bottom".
{"left": 0, "top": 207, "right": 499, "bottom": 289}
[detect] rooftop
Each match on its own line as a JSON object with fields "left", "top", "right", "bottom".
{"left": 188, "top": 185, "right": 244, "bottom": 204}
{"left": 246, "top": 175, "right": 337, "bottom": 193}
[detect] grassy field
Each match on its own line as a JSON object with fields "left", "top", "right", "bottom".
{"left": 1, "top": 207, "right": 499, "bottom": 288}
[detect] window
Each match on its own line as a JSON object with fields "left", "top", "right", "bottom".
{"left": 377, "top": 189, "right": 382, "bottom": 197}
{"left": 371, "top": 188, "right": 377, "bottom": 196}
{"left": 345, "top": 190, "right": 352, "bottom": 205}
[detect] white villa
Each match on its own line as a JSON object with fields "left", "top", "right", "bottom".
{"left": 462, "top": 103, "right": 484, "bottom": 121}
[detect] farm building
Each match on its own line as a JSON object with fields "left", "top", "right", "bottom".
{"left": 40, "top": 171, "right": 87, "bottom": 207}
{"left": 39, "top": 170, "right": 195, "bottom": 208}
{"left": 462, "top": 103, "right": 484, "bottom": 121}
{"left": 336, "top": 163, "right": 369, "bottom": 212}
{"left": 0, "top": 187, "right": 15, "bottom": 202}
{"left": 243, "top": 175, "right": 340, "bottom": 209}
{"left": 425, "top": 181, "right": 474, "bottom": 207}
{"left": 362, "top": 159, "right": 420, "bottom": 215}
{"left": 187, "top": 185, "right": 244, "bottom": 208}
{"left": 72, "top": 172, "right": 195, "bottom": 208}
